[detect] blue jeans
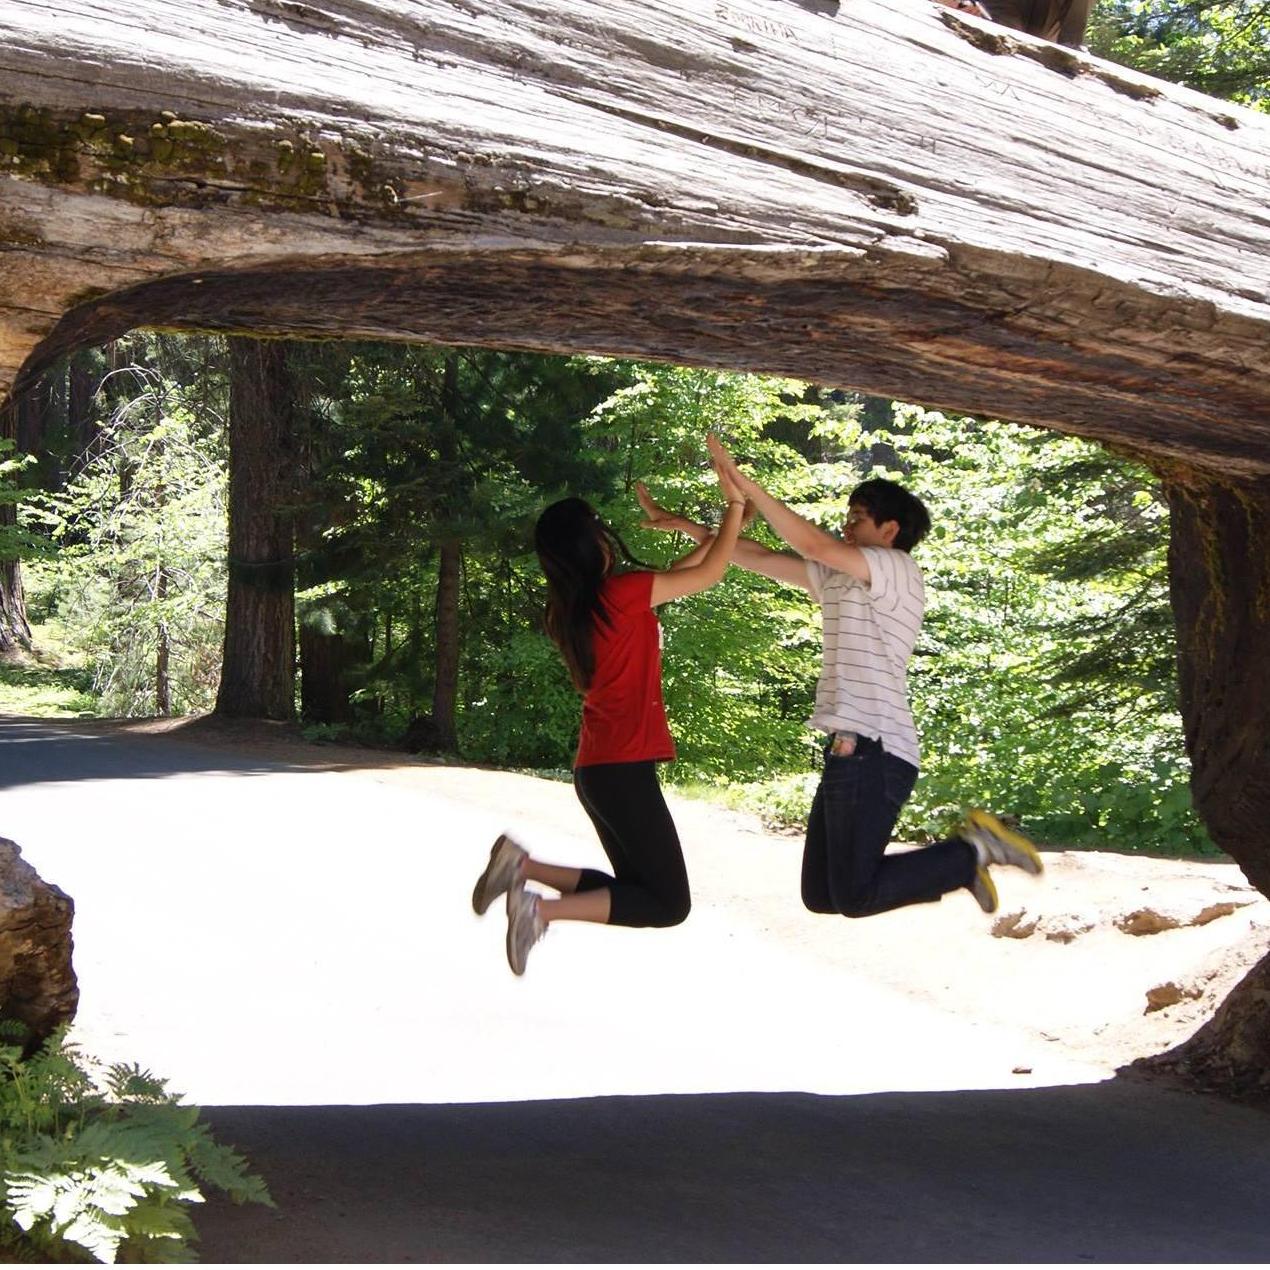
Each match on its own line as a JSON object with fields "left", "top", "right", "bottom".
{"left": 801, "top": 738, "right": 976, "bottom": 917}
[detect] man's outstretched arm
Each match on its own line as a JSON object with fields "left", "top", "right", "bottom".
{"left": 635, "top": 481, "right": 811, "bottom": 590}
{"left": 705, "top": 435, "right": 870, "bottom": 585}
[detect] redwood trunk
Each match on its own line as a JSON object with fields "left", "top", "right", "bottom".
{"left": 298, "top": 623, "right": 355, "bottom": 725}
{"left": 430, "top": 537, "right": 462, "bottom": 752}
{"left": 215, "top": 338, "right": 296, "bottom": 720}
{"left": 1165, "top": 474, "right": 1270, "bottom": 896}
{"left": 68, "top": 350, "right": 99, "bottom": 464}
{"left": 0, "top": 547, "right": 29, "bottom": 654}
{"left": 3, "top": 0, "right": 1268, "bottom": 474}
{"left": 0, "top": 398, "right": 30, "bottom": 653}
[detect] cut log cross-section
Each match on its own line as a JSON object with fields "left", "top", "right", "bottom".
{"left": 2, "top": 0, "right": 1270, "bottom": 1081}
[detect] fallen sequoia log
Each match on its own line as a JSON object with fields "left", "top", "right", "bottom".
{"left": 2, "top": 0, "right": 1268, "bottom": 467}
{"left": 1, "top": 0, "right": 1268, "bottom": 1087}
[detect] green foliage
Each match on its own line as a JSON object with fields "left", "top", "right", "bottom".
{"left": 33, "top": 340, "right": 228, "bottom": 717}
{"left": 1, "top": 439, "right": 55, "bottom": 565}
{"left": 0, "top": 1026, "right": 271, "bottom": 1264}
{"left": 1089, "top": 0, "right": 1270, "bottom": 110}
{"left": 15, "top": 335, "right": 1212, "bottom": 857}
{"left": 289, "top": 343, "right": 624, "bottom": 740}
{"left": 0, "top": 655, "right": 97, "bottom": 718}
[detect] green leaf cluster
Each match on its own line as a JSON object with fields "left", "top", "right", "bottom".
{"left": 14, "top": 340, "right": 1212, "bottom": 856}
{"left": 29, "top": 338, "right": 228, "bottom": 716}
{"left": 0, "top": 1026, "right": 271, "bottom": 1263}
{"left": 1090, "top": 0, "right": 1270, "bottom": 110}
{"left": 1, "top": 439, "right": 55, "bottom": 566}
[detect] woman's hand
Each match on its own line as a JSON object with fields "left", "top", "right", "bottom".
{"left": 635, "top": 481, "right": 687, "bottom": 533}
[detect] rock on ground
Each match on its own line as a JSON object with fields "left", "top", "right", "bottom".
{"left": 0, "top": 837, "right": 78, "bottom": 1046}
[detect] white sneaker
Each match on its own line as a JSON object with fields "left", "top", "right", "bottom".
{"left": 962, "top": 809, "right": 1044, "bottom": 876}
{"left": 472, "top": 834, "right": 527, "bottom": 916}
{"left": 506, "top": 887, "right": 546, "bottom": 976}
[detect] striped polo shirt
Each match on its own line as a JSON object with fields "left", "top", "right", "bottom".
{"left": 805, "top": 546, "right": 925, "bottom": 770}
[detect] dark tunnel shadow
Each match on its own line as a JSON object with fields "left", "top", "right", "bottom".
{"left": 195, "top": 1080, "right": 1270, "bottom": 1263}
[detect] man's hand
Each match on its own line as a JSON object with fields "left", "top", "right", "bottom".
{"left": 707, "top": 433, "right": 760, "bottom": 500}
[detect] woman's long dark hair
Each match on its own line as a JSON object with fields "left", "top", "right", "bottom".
{"left": 534, "top": 498, "right": 646, "bottom": 691}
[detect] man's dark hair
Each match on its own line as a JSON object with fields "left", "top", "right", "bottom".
{"left": 849, "top": 478, "right": 931, "bottom": 553}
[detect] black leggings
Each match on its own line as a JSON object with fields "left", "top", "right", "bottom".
{"left": 572, "top": 761, "right": 691, "bottom": 929}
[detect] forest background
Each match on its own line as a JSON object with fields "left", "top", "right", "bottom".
{"left": 2, "top": 0, "right": 1266, "bottom": 860}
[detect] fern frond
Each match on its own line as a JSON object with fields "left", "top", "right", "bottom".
{"left": 61, "top": 1205, "right": 128, "bottom": 1264}
{"left": 185, "top": 1132, "right": 274, "bottom": 1208}
{"left": 3, "top": 1033, "right": 271, "bottom": 1263}
{"left": 104, "top": 1065, "right": 171, "bottom": 1105}
{"left": 114, "top": 1196, "right": 196, "bottom": 1242}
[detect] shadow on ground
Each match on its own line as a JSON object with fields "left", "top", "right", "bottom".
{"left": 197, "top": 1079, "right": 1270, "bottom": 1263}
{"left": 0, "top": 714, "right": 426, "bottom": 790}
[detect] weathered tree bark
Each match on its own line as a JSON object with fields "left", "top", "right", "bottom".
{"left": 1164, "top": 474, "right": 1270, "bottom": 896}
{"left": 215, "top": 337, "right": 296, "bottom": 720}
{"left": 1, "top": 0, "right": 1267, "bottom": 474}
{"left": 0, "top": 544, "right": 29, "bottom": 654}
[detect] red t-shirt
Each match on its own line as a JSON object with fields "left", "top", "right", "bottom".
{"left": 574, "top": 570, "right": 676, "bottom": 768}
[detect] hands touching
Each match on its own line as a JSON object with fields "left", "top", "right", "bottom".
{"left": 636, "top": 434, "right": 757, "bottom": 538}
{"left": 708, "top": 433, "right": 758, "bottom": 526}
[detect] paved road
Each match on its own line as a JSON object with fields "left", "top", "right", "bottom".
{"left": 5, "top": 714, "right": 1270, "bottom": 1261}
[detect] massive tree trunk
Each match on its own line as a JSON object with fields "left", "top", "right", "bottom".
{"left": 1164, "top": 474, "right": 1270, "bottom": 895}
{"left": 215, "top": 337, "right": 296, "bottom": 720}
{"left": 1, "top": 0, "right": 1269, "bottom": 1087}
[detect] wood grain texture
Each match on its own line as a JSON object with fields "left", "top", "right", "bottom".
{"left": 1, "top": 0, "right": 1268, "bottom": 473}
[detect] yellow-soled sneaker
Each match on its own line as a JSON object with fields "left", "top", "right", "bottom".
{"left": 963, "top": 810, "right": 1044, "bottom": 876}
{"left": 970, "top": 864, "right": 999, "bottom": 914}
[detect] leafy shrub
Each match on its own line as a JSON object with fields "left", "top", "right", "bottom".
{"left": 0, "top": 1027, "right": 271, "bottom": 1263}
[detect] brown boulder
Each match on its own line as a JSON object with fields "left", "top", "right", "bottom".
{"left": 0, "top": 837, "right": 78, "bottom": 1046}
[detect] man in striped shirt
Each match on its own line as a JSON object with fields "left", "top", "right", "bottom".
{"left": 637, "top": 434, "right": 1044, "bottom": 920}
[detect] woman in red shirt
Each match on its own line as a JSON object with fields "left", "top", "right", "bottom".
{"left": 472, "top": 461, "right": 747, "bottom": 974}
